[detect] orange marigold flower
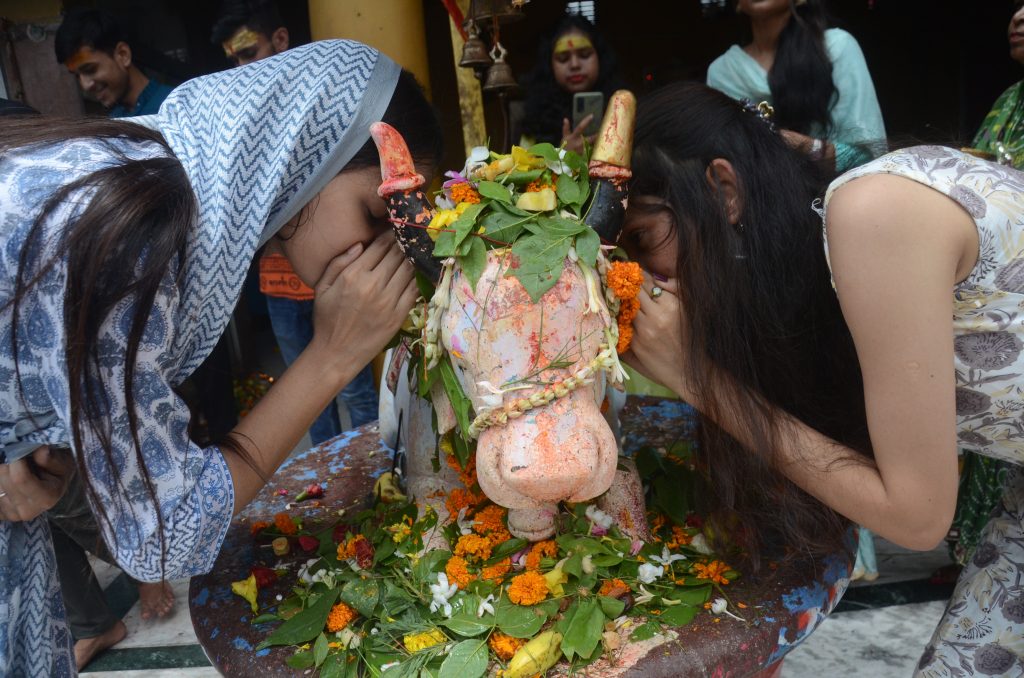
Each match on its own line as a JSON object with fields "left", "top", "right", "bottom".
{"left": 455, "top": 533, "right": 493, "bottom": 561}
{"left": 326, "top": 601, "right": 357, "bottom": 632}
{"left": 694, "top": 560, "right": 732, "bottom": 586}
{"left": 507, "top": 571, "right": 549, "bottom": 606}
{"left": 450, "top": 182, "right": 481, "bottom": 205}
{"left": 666, "top": 526, "right": 692, "bottom": 550}
{"left": 606, "top": 261, "right": 643, "bottom": 301}
{"left": 525, "top": 179, "right": 555, "bottom": 193}
{"left": 598, "top": 578, "right": 630, "bottom": 598}
{"left": 250, "top": 521, "right": 271, "bottom": 536}
{"left": 486, "top": 527, "right": 513, "bottom": 547}
{"left": 525, "top": 540, "right": 558, "bottom": 571}
{"left": 618, "top": 296, "right": 640, "bottom": 323}
{"left": 616, "top": 323, "right": 634, "bottom": 354}
{"left": 481, "top": 557, "right": 511, "bottom": 584}
{"left": 274, "top": 512, "right": 297, "bottom": 535}
{"left": 445, "top": 452, "right": 478, "bottom": 489}
{"left": 445, "top": 487, "right": 484, "bottom": 518}
{"left": 337, "top": 533, "right": 368, "bottom": 561}
{"left": 489, "top": 631, "right": 526, "bottom": 660}
{"left": 445, "top": 555, "right": 475, "bottom": 589}
{"left": 472, "top": 504, "right": 508, "bottom": 535}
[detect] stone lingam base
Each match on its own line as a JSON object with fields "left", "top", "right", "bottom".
{"left": 189, "top": 396, "right": 853, "bottom": 677}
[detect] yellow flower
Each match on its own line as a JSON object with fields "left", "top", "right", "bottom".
{"left": 489, "top": 631, "right": 526, "bottom": 660}
{"left": 477, "top": 155, "right": 516, "bottom": 181}
{"left": 511, "top": 145, "right": 546, "bottom": 171}
{"left": 694, "top": 560, "right": 733, "bottom": 586}
{"left": 403, "top": 628, "right": 448, "bottom": 653}
{"left": 542, "top": 563, "right": 568, "bottom": 598}
{"left": 507, "top": 571, "right": 549, "bottom": 605}
{"left": 427, "top": 202, "right": 472, "bottom": 241}
{"left": 230, "top": 573, "right": 259, "bottom": 613}
{"left": 454, "top": 533, "right": 493, "bottom": 562}
{"left": 515, "top": 187, "right": 556, "bottom": 212}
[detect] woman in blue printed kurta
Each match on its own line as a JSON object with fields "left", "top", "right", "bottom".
{"left": 0, "top": 40, "right": 440, "bottom": 676}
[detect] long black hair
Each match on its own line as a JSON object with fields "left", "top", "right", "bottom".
{"left": 629, "top": 82, "right": 871, "bottom": 570}
{"left": 520, "top": 15, "right": 626, "bottom": 145}
{"left": 0, "top": 68, "right": 442, "bottom": 571}
{"left": 756, "top": 0, "right": 837, "bottom": 136}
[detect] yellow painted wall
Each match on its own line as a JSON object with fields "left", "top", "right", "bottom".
{"left": 1, "top": 0, "right": 62, "bottom": 23}
{"left": 308, "top": 0, "right": 431, "bottom": 96}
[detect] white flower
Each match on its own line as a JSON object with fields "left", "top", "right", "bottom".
{"left": 370, "top": 627, "right": 380, "bottom": 636}
{"left": 690, "top": 534, "right": 713, "bottom": 555}
{"left": 476, "top": 381, "right": 505, "bottom": 409}
{"left": 381, "top": 662, "right": 400, "bottom": 672}
{"left": 546, "top": 148, "right": 571, "bottom": 174}
{"left": 456, "top": 506, "right": 473, "bottom": 536}
{"left": 581, "top": 554, "right": 595, "bottom": 575}
{"left": 709, "top": 597, "right": 745, "bottom": 621}
{"left": 637, "top": 563, "right": 664, "bottom": 584}
{"left": 275, "top": 594, "right": 283, "bottom": 602}
{"left": 336, "top": 627, "right": 361, "bottom": 649}
{"left": 297, "top": 558, "right": 321, "bottom": 584}
{"left": 650, "top": 546, "right": 687, "bottom": 567}
{"left": 634, "top": 585, "right": 656, "bottom": 605}
{"left": 435, "top": 195, "right": 455, "bottom": 210}
{"left": 462, "top": 145, "right": 491, "bottom": 176}
{"left": 477, "top": 594, "right": 496, "bottom": 618}
{"left": 585, "top": 505, "right": 614, "bottom": 530}
{"left": 429, "top": 573, "right": 459, "bottom": 617}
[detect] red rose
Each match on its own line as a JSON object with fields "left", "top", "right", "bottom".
{"left": 353, "top": 537, "right": 375, "bottom": 569}
{"left": 298, "top": 535, "right": 320, "bottom": 553}
{"left": 250, "top": 566, "right": 277, "bottom": 589}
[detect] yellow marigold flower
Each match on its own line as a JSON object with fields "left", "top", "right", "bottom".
{"left": 510, "top": 145, "right": 546, "bottom": 171}
{"left": 455, "top": 533, "right": 493, "bottom": 561}
{"left": 449, "top": 182, "right": 481, "bottom": 204}
{"left": 489, "top": 631, "right": 526, "bottom": 660}
{"left": 274, "top": 512, "right": 298, "bottom": 535}
{"left": 403, "top": 628, "right": 448, "bottom": 653}
{"left": 480, "top": 557, "right": 511, "bottom": 584}
{"left": 444, "top": 555, "right": 475, "bottom": 590}
{"left": 507, "top": 571, "right": 549, "bottom": 606}
{"left": 427, "top": 202, "right": 472, "bottom": 241}
{"left": 694, "top": 560, "right": 732, "bottom": 586}
{"left": 387, "top": 522, "right": 412, "bottom": 544}
{"left": 326, "top": 601, "right": 357, "bottom": 632}
{"left": 607, "top": 261, "right": 643, "bottom": 301}
{"left": 598, "top": 578, "right": 630, "bottom": 598}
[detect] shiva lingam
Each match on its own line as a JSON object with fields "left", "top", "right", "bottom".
{"left": 374, "top": 92, "right": 649, "bottom": 544}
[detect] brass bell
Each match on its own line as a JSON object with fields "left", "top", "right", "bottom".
{"left": 482, "top": 42, "right": 517, "bottom": 93}
{"left": 459, "top": 21, "right": 492, "bottom": 69}
{"left": 467, "top": 0, "right": 523, "bottom": 25}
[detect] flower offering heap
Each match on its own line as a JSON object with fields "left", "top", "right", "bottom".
{"left": 240, "top": 93, "right": 741, "bottom": 677}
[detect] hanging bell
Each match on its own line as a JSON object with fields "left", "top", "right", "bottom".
{"left": 467, "top": 0, "right": 524, "bottom": 25}
{"left": 482, "top": 42, "right": 517, "bottom": 93}
{"left": 459, "top": 21, "right": 492, "bottom": 69}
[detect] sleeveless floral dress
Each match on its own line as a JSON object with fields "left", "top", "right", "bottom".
{"left": 825, "top": 146, "right": 1024, "bottom": 678}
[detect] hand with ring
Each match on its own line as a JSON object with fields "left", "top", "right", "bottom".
{"left": 621, "top": 274, "right": 693, "bottom": 398}
{"left": 0, "top": 445, "right": 76, "bottom": 522}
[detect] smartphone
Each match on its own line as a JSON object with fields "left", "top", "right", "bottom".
{"left": 572, "top": 91, "right": 604, "bottom": 137}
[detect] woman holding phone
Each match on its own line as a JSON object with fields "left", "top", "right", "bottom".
{"left": 518, "top": 14, "right": 626, "bottom": 154}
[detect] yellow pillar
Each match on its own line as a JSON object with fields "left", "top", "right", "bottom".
{"left": 447, "top": 0, "right": 487, "bottom": 155}
{"left": 308, "top": 0, "right": 431, "bottom": 96}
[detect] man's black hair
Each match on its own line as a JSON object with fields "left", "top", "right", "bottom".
{"left": 55, "top": 8, "right": 129, "bottom": 64}
{"left": 211, "top": 0, "right": 285, "bottom": 44}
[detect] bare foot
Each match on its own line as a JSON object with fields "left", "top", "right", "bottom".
{"left": 138, "top": 580, "right": 175, "bottom": 619}
{"left": 74, "top": 619, "right": 127, "bottom": 670}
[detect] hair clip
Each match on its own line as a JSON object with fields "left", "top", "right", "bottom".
{"left": 739, "top": 98, "right": 777, "bottom": 134}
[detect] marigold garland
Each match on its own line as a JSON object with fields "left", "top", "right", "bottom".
{"left": 326, "top": 602, "right": 357, "bottom": 632}
{"left": 274, "top": 512, "right": 297, "bottom": 536}
{"left": 606, "top": 261, "right": 643, "bottom": 353}
{"left": 489, "top": 631, "right": 526, "bottom": 660}
{"left": 507, "top": 571, "right": 549, "bottom": 606}
{"left": 445, "top": 487, "right": 484, "bottom": 518}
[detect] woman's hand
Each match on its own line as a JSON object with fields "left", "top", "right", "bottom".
{"left": 622, "top": 275, "right": 693, "bottom": 399}
{"left": 309, "top": 231, "right": 418, "bottom": 375}
{"left": 0, "top": 445, "right": 75, "bottom": 522}
{"left": 561, "top": 115, "right": 595, "bottom": 156}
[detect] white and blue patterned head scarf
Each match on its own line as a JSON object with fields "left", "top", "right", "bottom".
{"left": 154, "top": 39, "right": 400, "bottom": 377}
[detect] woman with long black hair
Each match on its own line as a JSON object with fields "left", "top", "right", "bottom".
{"left": 707, "top": 0, "right": 885, "bottom": 173}
{"left": 517, "top": 14, "right": 627, "bottom": 154}
{"left": 0, "top": 40, "right": 441, "bottom": 675}
{"left": 623, "top": 81, "right": 1024, "bottom": 676}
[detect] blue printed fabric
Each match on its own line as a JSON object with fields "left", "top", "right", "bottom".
{"left": 0, "top": 40, "right": 400, "bottom": 675}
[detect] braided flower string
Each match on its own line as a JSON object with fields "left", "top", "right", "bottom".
{"left": 423, "top": 258, "right": 455, "bottom": 370}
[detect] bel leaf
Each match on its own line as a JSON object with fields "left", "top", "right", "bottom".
{"left": 574, "top": 228, "right": 600, "bottom": 267}
{"left": 460, "top": 237, "right": 487, "bottom": 292}
{"left": 560, "top": 597, "right": 605, "bottom": 661}
{"left": 556, "top": 172, "right": 581, "bottom": 205}
{"left": 598, "top": 595, "right": 625, "bottom": 618}
{"left": 256, "top": 588, "right": 340, "bottom": 649}
{"left": 286, "top": 651, "right": 315, "bottom": 670}
{"left": 509, "top": 233, "right": 571, "bottom": 302}
{"left": 314, "top": 633, "right": 330, "bottom": 667}
{"left": 494, "top": 597, "right": 547, "bottom": 638}
{"left": 486, "top": 537, "right": 528, "bottom": 564}
{"left": 477, "top": 180, "right": 512, "bottom": 204}
{"left": 479, "top": 209, "right": 529, "bottom": 244}
{"left": 433, "top": 230, "right": 457, "bottom": 258}
{"left": 437, "top": 639, "right": 488, "bottom": 678}
{"left": 441, "top": 609, "right": 492, "bottom": 637}
{"left": 659, "top": 604, "right": 699, "bottom": 627}
{"left": 452, "top": 203, "right": 487, "bottom": 249}
{"left": 629, "top": 621, "right": 662, "bottom": 642}
{"left": 340, "top": 578, "right": 381, "bottom": 618}
{"left": 668, "top": 584, "right": 712, "bottom": 607}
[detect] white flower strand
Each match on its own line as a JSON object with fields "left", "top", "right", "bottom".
{"left": 423, "top": 258, "right": 455, "bottom": 370}
{"left": 466, "top": 343, "right": 621, "bottom": 438}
